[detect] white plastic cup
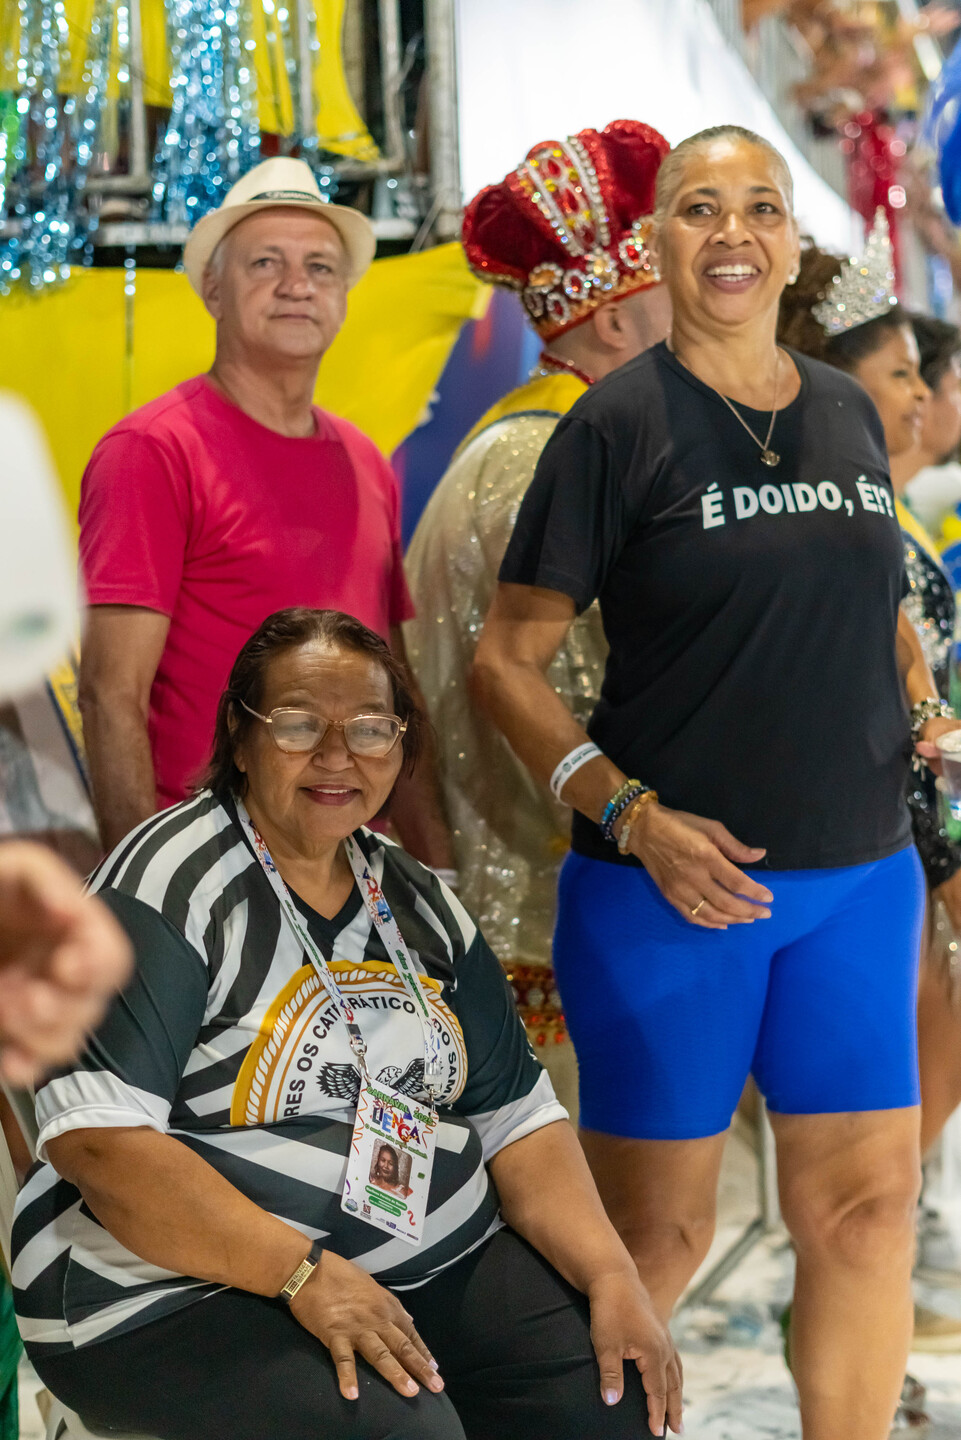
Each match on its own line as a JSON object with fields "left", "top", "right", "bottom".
{"left": 935, "top": 731, "right": 961, "bottom": 819}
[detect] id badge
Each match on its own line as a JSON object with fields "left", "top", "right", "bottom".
{"left": 342, "top": 1081, "right": 437, "bottom": 1246}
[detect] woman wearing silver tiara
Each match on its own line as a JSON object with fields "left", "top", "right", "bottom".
{"left": 475, "top": 124, "right": 961, "bottom": 1438}
{"left": 779, "top": 230, "right": 961, "bottom": 1359}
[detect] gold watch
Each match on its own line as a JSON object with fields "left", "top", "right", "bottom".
{"left": 278, "top": 1238, "right": 324, "bottom": 1304}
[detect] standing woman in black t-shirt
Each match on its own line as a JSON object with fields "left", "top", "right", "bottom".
{"left": 473, "top": 125, "right": 961, "bottom": 1438}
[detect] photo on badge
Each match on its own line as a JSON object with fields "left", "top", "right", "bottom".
{"left": 369, "top": 1141, "right": 413, "bottom": 1198}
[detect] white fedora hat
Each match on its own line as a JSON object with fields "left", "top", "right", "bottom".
{"left": 182, "top": 156, "right": 377, "bottom": 294}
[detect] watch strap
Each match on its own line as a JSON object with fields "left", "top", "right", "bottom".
{"left": 278, "top": 1237, "right": 325, "bottom": 1305}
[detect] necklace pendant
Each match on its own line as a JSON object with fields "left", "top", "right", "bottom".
{"left": 760, "top": 449, "right": 780, "bottom": 468}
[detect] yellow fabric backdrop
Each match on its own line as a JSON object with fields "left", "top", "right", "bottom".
{"left": 0, "top": 242, "right": 489, "bottom": 520}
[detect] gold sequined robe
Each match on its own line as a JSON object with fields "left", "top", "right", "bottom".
{"left": 405, "top": 373, "right": 607, "bottom": 1065}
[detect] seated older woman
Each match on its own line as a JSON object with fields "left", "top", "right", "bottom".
{"left": 12, "top": 607, "right": 681, "bottom": 1440}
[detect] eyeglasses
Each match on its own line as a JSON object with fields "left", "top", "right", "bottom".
{"left": 237, "top": 699, "right": 407, "bottom": 757}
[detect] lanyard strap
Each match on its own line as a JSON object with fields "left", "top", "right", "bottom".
{"left": 236, "top": 800, "right": 444, "bottom": 1098}
{"left": 341, "top": 833, "right": 444, "bottom": 1092}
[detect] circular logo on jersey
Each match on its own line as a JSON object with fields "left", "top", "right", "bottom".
{"left": 230, "top": 961, "right": 466, "bottom": 1125}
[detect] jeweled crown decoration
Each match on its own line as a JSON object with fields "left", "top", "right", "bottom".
{"left": 462, "top": 120, "right": 669, "bottom": 339}
{"left": 811, "top": 207, "right": 898, "bottom": 337}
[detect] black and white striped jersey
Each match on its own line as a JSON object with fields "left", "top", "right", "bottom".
{"left": 13, "top": 791, "right": 565, "bottom": 1355}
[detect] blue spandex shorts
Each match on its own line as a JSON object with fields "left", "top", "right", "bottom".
{"left": 553, "top": 845, "right": 925, "bottom": 1140}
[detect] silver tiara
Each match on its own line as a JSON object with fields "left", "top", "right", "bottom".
{"left": 811, "top": 207, "right": 898, "bottom": 337}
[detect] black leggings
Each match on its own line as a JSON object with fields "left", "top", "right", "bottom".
{"left": 34, "top": 1231, "right": 655, "bottom": 1440}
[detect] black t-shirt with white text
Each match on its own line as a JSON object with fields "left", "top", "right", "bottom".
{"left": 499, "top": 342, "right": 911, "bottom": 870}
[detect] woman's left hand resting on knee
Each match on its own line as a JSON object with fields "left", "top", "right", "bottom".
{"left": 286, "top": 1249, "right": 441, "bottom": 1401}
{"left": 490, "top": 1120, "right": 684, "bottom": 1436}
{"left": 47, "top": 1117, "right": 683, "bottom": 1435}
{"left": 28, "top": 619, "right": 678, "bottom": 1436}
{"left": 45, "top": 1126, "right": 446, "bottom": 1403}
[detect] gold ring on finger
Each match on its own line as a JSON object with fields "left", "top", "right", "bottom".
{"left": 690, "top": 898, "right": 706, "bottom": 916}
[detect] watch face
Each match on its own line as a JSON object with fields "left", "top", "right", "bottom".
{"left": 282, "top": 1260, "right": 313, "bottom": 1298}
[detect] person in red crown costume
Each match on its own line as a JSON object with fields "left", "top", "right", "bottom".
{"left": 405, "top": 122, "right": 671, "bottom": 1115}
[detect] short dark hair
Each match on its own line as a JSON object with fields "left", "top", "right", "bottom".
{"left": 911, "top": 313, "right": 961, "bottom": 392}
{"left": 200, "top": 607, "right": 425, "bottom": 798}
{"left": 777, "top": 237, "right": 907, "bottom": 369}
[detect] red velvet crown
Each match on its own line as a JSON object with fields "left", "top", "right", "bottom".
{"left": 462, "top": 119, "right": 670, "bottom": 339}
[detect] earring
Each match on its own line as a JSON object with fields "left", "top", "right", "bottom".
{"left": 787, "top": 271, "right": 798, "bottom": 285}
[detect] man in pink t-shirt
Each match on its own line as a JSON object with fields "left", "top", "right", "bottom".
{"left": 79, "top": 157, "right": 452, "bottom": 866}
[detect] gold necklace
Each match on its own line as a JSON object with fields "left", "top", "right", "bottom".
{"left": 670, "top": 343, "right": 783, "bottom": 468}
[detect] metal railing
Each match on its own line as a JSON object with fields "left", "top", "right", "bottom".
{"left": 707, "top": 0, "right": 744, "bottom": 51}
{"left": 705, "top": 0, "right": 947, "bottom": 203}
{"left": 750, "top": 13, "right": 848, "bottom": 196}
{"left": 703, "top": 0, "right": 847, "bottom": 197}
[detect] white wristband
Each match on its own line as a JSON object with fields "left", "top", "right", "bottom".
{"left": 550, "top": 742, "right": 603, "bottom": 802}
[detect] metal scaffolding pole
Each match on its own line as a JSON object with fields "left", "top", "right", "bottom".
{"left": 294, "top": 0, "right": 316, "bottom": 144}
{"left": 424, "top": 0, "right": 460, "bottom": 239}
{"left": 127, "top": 0, "right": 149, "bottom": 179}
{"left": 378, "top": 0, "right": 406, "bottom": 168}
{"left": 88, "top": 0, "right": 152, "bottom": 193}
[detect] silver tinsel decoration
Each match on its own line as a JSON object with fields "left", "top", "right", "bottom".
{"left": 151, "top": 0, "right": 261, "bottom": 226}
{"left": 0, "top": 0, "right": 114, "bottom": 292}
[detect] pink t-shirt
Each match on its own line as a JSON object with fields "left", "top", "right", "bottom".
{"left": 79, "top": 377, "right": 414, "bottom": 808}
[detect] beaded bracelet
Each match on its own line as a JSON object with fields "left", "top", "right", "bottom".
{"left": 602, "top": 786, "right": 651, "bottom": 843}
{"left": 616, "top": 789, "right": 659, "bottom": 854}
{"left": 600, "top": 780, "right": 654, "bottom": 843}
{"left": 599, "top": 779, "right": 642, "bottom": 837}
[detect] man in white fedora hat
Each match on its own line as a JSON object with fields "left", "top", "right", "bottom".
{"left": 77, "top": 157, "right": 453, "bottom": 867}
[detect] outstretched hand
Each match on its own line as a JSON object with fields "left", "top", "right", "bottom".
{"left": 626, "top": 803, "right": 773, "bottom": 930}
{"left": 589, "top": 1271, "right": 683, "bottom": 1436}
{"left": 0, "top": 842, "right": 131, "bottom": 1083}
